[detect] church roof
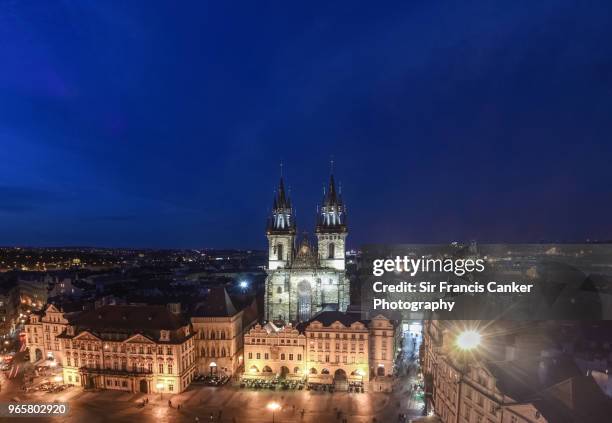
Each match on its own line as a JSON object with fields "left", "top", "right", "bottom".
{"left": 267, "top": 176, "right": 296, "bottom": 234}
{"left": 316, "top": 172, "right": 347, "bottom": 232}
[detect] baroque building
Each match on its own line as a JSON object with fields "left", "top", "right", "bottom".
{"left": 243, "top": 311, "right": 396, "bottom": 391}
{"left": 265, "top": 171, "right": 350, "bottom": 323}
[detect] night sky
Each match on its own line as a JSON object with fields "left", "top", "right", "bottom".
{"left": 1, "top": 1, "right": 611, "bottom": 248}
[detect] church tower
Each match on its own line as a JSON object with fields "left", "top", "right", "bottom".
{"left": 316, "top": 171, "right": 347, "bottom": 271}
{"left": 266, "top": 176, "right": 296, "bottom": 270}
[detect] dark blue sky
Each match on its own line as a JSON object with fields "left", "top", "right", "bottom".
{"left": 1, "top": 1, "right": 611, "bottom": 248}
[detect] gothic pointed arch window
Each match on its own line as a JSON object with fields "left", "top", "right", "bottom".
{"left": 211, "top": 331, "right": 216, "bottom": 340}
{"left": 277, "top": 243, "right": 283, "bottom": 261}
{"left": 220, "top": 331, "right": 226, "bottom": 340}
{"left": 211, "top": 348, "right": 216, "bottom": 358}
{"left": 328, "top": 242, "right": 335, "bottom": 259}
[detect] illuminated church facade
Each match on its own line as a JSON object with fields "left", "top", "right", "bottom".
{"left": 264, "top": 171, "right": 350, "bottom": 323}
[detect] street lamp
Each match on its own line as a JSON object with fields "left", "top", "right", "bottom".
{"left": 267, "top": 401, "right": 280, "bottom": 423}
{"left": 156, "top": 382, "right": 164, "bottom": 400}
{"left": 456, "top": 330, "right": 481, "bottom": 351}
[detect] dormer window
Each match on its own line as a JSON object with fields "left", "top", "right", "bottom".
{"left": 160, "top": 330, "right": 169, "bottom": 341}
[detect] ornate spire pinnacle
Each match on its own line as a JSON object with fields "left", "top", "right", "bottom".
{"left": 316, "top": 161, "right": 347, "bottom": 233}
{"left": 267, "top": 168, "right": 296, "bottom": 234}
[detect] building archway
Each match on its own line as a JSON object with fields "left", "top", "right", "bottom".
{"left": 34, "top": 348, "right": 43, "bottom": 362}
{"left": 334, "top": 369, "right": 347, "bottom": 380}
{"left": 297, "top": 280, "right": 312, "bottom": 322}
{"left": 377, "top": 365, "right": 385, "bottom": 376}
{"left": 321, "top": 368, "right": 330, "bottom": 374}
{"left": 309, "top": 368, "right": 317, "bottom": 374}
{"left": 334, "top": 368, "right": 348, "bottom": 391}
{"left": 139, "top": 379, "right": 148, "bottom": 393}
{"left": 293, "top": 367, "right": 301, "bottom": 375}
{"left": 249, "top": 365, "right": 259, "bottom": 373}
{"left": 209, "top": 361, "right": 218, "bottom": 375}
{"left": 262, "top": 366, "right": 272, "bottom": 373}
{"left": 280, "top": 366, "right": 290, "bottom": 378}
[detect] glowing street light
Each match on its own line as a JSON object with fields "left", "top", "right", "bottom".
{"left": 54, "top": 375, "right": 63, "bottom": 383}
{"left": 456, "top": 330, "right": 481, "bottom": 351}
{"left": 267, "top": 401, "right": 281, "bottom": 423}
{"left": 239, "top": 280, "right": 249, "bottom": 289}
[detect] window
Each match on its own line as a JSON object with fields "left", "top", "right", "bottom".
{"left": 328, "top": 243, "right": 335, "bottom": 259}
{"left": 281, "top": 354, "right": 285, "bottom": 360}
{"left": 169, "top": 384, "right": 174, "bottom": 392}
{"left": 297, "top": 354, "right": 302, "bottom": 361}
{"left": 289, "top": 354, "right": 293, "bottom": 360}
{"left": 277, "top": 244, "right": 283, "bottom": 261}
{"left": 256, "top": 353, "right": 261, "bottom": 359}
{"left": 248, "top": 352, "right": 252, "bottom": 359}
{"left": 264, "top": 353, "right": 269, "bottom": 359}
{"left": 168, "top": 364, "right": 173, "bottom": 374}
{"left": 277, "top": 286, "right": 282, "bottom": 294}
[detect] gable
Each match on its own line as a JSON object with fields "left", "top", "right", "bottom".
{"left": 73, "top": 331, "right": 101, "bottom": 341}
{"left": 124, "top": 333, "right": 156, "bottom": 344}
{"left": 46, "top": 304, "right": 60, "bottom": 314}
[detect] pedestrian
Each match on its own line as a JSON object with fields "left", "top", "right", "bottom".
{"left": 168, "top": 399, "right": 172, "bottom": 407}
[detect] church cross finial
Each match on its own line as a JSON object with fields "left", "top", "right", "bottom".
{"left": 330, "top": 156, "right": 334, "bottom": 175}
{"left": 280, "top": 161, "right": 283, "bottom": 177}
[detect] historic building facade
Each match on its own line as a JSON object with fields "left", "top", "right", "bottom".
{"left": 191, "top": 287, "right": 258, "bottom": 377}
{"left": 265, "top": 172, "right": 350, "bottom": 323}
{"left": 244, "top": 322, "right": 306, "bottom": 377}
{"left": 243, "top": 311, "right": 396, "bottom": 390}
{"left": 27, "top": 304, "right": 197, "bottom": 394}
{"left": 25, "top": 304, "right": 70, "bottom": 363}
{"left": 422, "top": 320, "right": 612, "bottom": 423}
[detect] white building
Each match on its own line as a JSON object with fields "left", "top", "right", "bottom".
{"left": 265, "top": 172, "right": 350, "bottom": 323}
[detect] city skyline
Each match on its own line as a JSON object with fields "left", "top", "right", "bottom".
{"left": 2, "top": 1, "right": 612, "bottom": 248}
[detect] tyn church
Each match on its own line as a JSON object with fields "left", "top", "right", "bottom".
{"left": 264, "top": 171, "right": 350, "bottom": 323}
